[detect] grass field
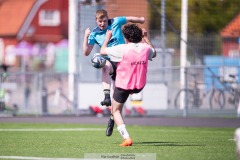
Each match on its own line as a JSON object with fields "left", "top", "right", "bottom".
{"left": 0, "top": 122, "right": 237, "bottom": 160}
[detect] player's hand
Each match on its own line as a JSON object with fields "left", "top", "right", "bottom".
{"left": 142, "top": 28, "right": 147, "bottom": 38}
{"left": 84, "top": 28, "right": 91, "bottom": 38}
{"left": 106, "top": 30, "right": 113, "bottom": 40}
{"left": 140, "top": 17, "right": 145, "bottom": 24}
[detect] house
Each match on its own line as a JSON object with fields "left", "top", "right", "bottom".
{"left": 0, "top": 0, "right": 149, "bottom": 70}
{"left": 0, "top": 0, "right": 68, "bottom": 67}
{"left": 220, "top": 13, "right": 240, "bottom": 57}
{"left": 105, "top": 0, "right": 149, "bottom": 30}
{"left": 0, "top": 0, "right": 68, "bottom": 43}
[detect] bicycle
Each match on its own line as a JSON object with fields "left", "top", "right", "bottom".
{"left": 0, "top": 64, "right": 18, "bottom": 116}
{"left": 221, "top": 74, "right": 240, "bottom": 109}
{"left": 206, "top": 67, "right": 226, "bottom": 109}
{"left": 207, "top": 67, "right": 239, "bottom": 109}
{"left": 47, "top": 75, "right": 73, "bottom": 113}
{"left": 174, "top": 72, "right": 203, "bottom": 109}
{"left": 174, "top": 70, "right": 225, "bottom": 109}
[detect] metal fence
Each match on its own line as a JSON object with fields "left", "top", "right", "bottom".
{"left": 0, "top": 61, "right": 239, "bottom": 117}
{"left": 1, "top": 0, "right": 240, "bottom": 117}
{"left": 0, "top": 72, "right": 72, "bottom": 115}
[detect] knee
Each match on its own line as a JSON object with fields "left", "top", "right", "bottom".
{"left": 112, "top": 107, "right": 120, "bottom": 115}
{"left": 102, "top": 62, "right": 112, "bottom": 75}
{"left": 102, "top": 65, "right": 110, "bottom": 74}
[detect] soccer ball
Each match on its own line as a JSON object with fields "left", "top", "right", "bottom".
{"left": 91, "top": 53, "right": 106, "bottom": 69}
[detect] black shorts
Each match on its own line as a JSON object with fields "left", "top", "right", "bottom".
{"left": 109, "top": 61, "right": 117, "bottom": 81}
{"left": 113, "top": 87, "right": 143, "bottom": 103}
{"left": 102, "top": 56, "right": 117, "bottom": 81}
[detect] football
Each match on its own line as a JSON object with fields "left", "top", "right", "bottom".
{"left": 91, "top": 53, "right": 106, "bottom": 69}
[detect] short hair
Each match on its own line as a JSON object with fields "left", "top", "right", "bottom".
{"left": 95, "top": 9, "right": 108, "bottom": 20}
{"left": 122, "top": 24, "right": 142, "bottom": 43}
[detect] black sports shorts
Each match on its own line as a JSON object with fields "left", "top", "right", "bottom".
{"left": 113, "top": 87, "right": 143, "bottom": 103}
{"left": 102, "top": 56, "right": 117, "bottom": 81}
{"left": 109, "top": 61, "right": 117, "bottom": 81}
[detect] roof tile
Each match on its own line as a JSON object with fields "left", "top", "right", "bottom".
{"left": 221, "top": 14, "right": 240, "bottom": 38}
{"left": 0, "top": 0, "right": 36, "bottom": 36}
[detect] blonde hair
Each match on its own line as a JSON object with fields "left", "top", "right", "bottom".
{"left": 95, "top": 9, "right": 108, "bottom": 20}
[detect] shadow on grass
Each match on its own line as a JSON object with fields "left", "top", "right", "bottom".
{"left": 133, "top": 141, "right": 206, "bottom": 147}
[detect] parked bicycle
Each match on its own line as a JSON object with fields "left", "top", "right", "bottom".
{"left": 174, "top": 69, "right": 225, "bottom": 109}
{"left": 174, "top": 72, "right": 204, "bottom": 109}
{"left": 221, "top": 74, "right": 240, "bottom": 109}
{"left": 206, "top": 67, "right": 225, "bottom": 109}
{"left": 47, "top": 75, "right": 73, "bottom": 113}
{"left": 0, "top": 64, "right": 18, "bottom": 116}
{"left": 208, "top": 67, "right": 240, "bottom": 109}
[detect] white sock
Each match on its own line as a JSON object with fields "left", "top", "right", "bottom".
{"left": 117, "top": 124, "right": 130, "bottom": 139}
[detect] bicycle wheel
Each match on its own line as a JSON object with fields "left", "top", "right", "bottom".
{"left": 217, "top": 90, "right": 225, "bottom": 109}
{"left": 209, "top": 89, "right": 214, "bottom": 109}
{"left": 174, "top": 89, "right": 195, "bottom": 109}
{"left": 0, "top": 101, "right": 5, "bottom": 112}
{"left": 209, "top": 89, "right": 225, "bottom": 109}
{"left": 233, "top": 91, "right": 240, "bottom": 109}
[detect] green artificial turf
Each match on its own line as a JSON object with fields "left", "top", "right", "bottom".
{"left": 0, "top": 123, "right": 237, "bottom": 160}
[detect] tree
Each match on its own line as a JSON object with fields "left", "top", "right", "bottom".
{"left": 149, "top": 0, "right": 240, "bottom": 33}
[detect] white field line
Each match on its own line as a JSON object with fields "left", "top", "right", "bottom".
{"left": 0, "top": 156, "right": 91, "bottom": 160}
{"left": 0, "top": 128, "right": 104, "bottom": 132}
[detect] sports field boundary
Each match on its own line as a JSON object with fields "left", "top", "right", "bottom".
{"left": 0, "top": 156, "right": 84, "bottom": 160}
{"left": 0, "top": 128, "right": 104, "bottom": 132}
{"left": 0, "top": 116, "right": 239, "bottom": 128}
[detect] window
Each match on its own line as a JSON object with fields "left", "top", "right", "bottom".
{"left": 39, "top": 10, "right": 60, "bottom": 26}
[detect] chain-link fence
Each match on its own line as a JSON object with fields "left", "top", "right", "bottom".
{"left": 1, "top": 61, "right": 239, "bottom": 117}
{"left": 0, "top": 0, "right": 239, "bottom": 117}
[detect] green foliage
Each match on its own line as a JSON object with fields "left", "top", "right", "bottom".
{"left": 149, "top": 0, "right": 240, "bottom": 33}
{"left": 0, "top": 123, "right": 236, "bottom": 160}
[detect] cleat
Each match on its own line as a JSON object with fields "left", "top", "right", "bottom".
{"left": 106, "top": 116, "right": 114, "bottom": 136}
{"left": 101, "top": 97, "right": 111, "bottom": 106}
{"left": 119, "top": 138, "right": 132, "bottom": 146}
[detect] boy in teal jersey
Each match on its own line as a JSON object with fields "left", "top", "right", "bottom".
{"left": 88, "top": 16, "right": 126, "bottom": 47}
{"left": 83, "top": 9, "right": 144, "bottom": 137}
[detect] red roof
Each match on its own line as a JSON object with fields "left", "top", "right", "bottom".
{"left": 0, "top": 0, "right": 36, "bottom": 36}
{"left": 220, "top": 13, "right": 240, "bottom": 38}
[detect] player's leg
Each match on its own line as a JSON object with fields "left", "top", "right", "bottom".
{"left": 105, "top": 61, "right": 119, "bottom": 136}
{"left": 101, "top": 60, "right": 113, "bottom": 106}
{"left": 101, "top": 60, "right": 115, "bottom": 136}
{"left": 105, "top": 80, "right": 116, "bottom": 136}
{"left": 106, "top": 113, "right": 114, "bottom": 136}
{"left": 112, "top": 98, "right": 132, "bottom": 146}
{"left": 112, "top": 88, "right": 132, "bottom": 146}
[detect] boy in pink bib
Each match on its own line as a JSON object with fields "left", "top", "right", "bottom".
{"left": 100, "top": 24, "right": 156, "bottom": 146}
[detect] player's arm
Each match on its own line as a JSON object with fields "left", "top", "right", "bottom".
{"left": 100, "top": 30, "right": 112, "bottom": 55}
{"left": 126, "top": 16, "right": 145, "bottom": 24}
{"left": 100, "top": 30, "right": 123, "bottom": 62}
{"left": 83, "top": 28, "right": 94, "bottom": 56}
{"left": 142, "top": 28, "right": 156, "bottom": 58}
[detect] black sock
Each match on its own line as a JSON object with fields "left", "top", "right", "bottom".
{"left": 103, "top": 89, "right": 110, "bottom": 99}
{"left": 110, "top": 114, "right": 113, "bottom": 120}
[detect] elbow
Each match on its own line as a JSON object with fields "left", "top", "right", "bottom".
{"left": 153, "top": 50, "right": 157, "bottom": 58}
{"left": 140, "top": 17, "right": 145, "bottom": 24}
{"left": 100, "top": 49, "right": 106, "bottom": 55}
{"left": 83, "top": 50, "right": 90, "bottom": 56}
{"left": 100, "top": 46, "right": 107, "bottom": 55}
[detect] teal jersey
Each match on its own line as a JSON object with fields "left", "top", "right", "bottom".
{"left": 88, "top": 16, "right": 127, "bottom": 47}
